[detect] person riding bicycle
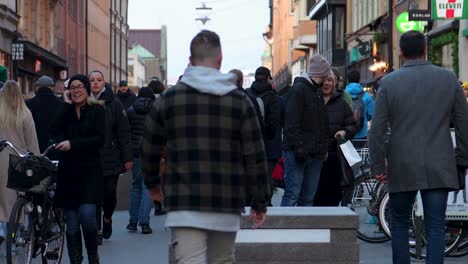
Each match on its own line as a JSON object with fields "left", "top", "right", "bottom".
{"left": 49, "top": 74, "right": 105, "bottom": 264}
{"left": 0, "top": 81, "right": 40, "bottom": 254}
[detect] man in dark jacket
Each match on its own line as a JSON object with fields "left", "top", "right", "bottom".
{"left": 89, "top": 71, "right": 133, "bottom": 244}
{"left": 126, "top": 87, "right": 155, "bottom": 235}
{"left": 142, "top": 30, "right": 270, "bottom": 262}
{"left": 26, "top": 75, "right": 65, "bottom": 155}
{"left": 116, "top": 80, "right": 137, "bottom": 110}
{"left": 281, "top": 54, "right": 330, "bottom": 207}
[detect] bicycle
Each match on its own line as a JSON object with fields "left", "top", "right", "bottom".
{"left": 0, "top": 140, "right": 65, "bottom": 264}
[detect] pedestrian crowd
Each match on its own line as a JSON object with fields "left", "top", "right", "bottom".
{"left": 0, "top": 29, "right": 467, "bottom": 264}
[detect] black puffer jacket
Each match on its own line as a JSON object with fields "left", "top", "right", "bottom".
{"left": 98, "top": 88, "right": 133, "bottom": 176}
{"left": 324, "top": 89, "right": 357, "bottom": 152}
{"left": 128, "top": 98, "right": 155, "bottom": 158}
{"left": 116, "top": 89, "right": 137, "bottom": 110}
{"left": 247, "top": 80, "right": 282, "bottom": 159}
{"left": 283, "top": 76, "right": 329, "bottom": 160}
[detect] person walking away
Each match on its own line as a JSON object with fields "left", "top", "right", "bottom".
{"left": 0, "top": 81, "right": 39, "bottom": 254}
{"left": 370, "top": 30, "right": 468, "bottom": 264}
{"left": 314, "top": 74, "right": 356, "bottom": 206}
{"left": 126, "top": 87, "right": 156, "bottom": 234}
{"left": 0, "top": 65, "right": 7, "bottom": 88}
{"left": 345, "top": 70, "right": 374, "bottom": 140}
{"left": 116, "top": 80, "right": 137, "bottom": 110}
{"left": 88, "top": 71, "right": 133, "bottom": 244}
{"left": 26, "top": 75, "right": 65, "bottom": 156}
{"left": 49, "top": 74, "right": 105, "bottom": 264}
{"left": 331, "top": 68, "right": 353, "bottom": 111}
{"left": 142, "top": 30, "right": 270, "bottom": 264}
{"left": 281, "top": 54, "right": 330, "bottom": 207}
{"left": 247, "top": 67, "right": 282, "bottom": 197}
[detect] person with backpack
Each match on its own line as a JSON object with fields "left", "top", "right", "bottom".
{"left": 345, "top": 70, "right": 375, "bottom": 139}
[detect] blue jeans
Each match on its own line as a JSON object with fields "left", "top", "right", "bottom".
{"left": 64, "top": 204, "right": 98, "bottom": 260}
{"left": 281, "top": 151, "right": 323, "bottom": 206}
{"left": 390, "top": 189, "right": 448, "bottom": 264}
{"left": 129, "top": 158, "right": 152, "bottom": 225}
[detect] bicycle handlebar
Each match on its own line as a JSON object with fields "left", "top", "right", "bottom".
{"left": 0, "top": 140, "right": 56, "bottom": 158}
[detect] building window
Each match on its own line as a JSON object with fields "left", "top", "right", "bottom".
{"left": 335, "top": 7, "right": 345, "bottom": 49}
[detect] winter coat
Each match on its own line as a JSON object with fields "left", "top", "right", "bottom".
{"left": 116, "top": 90, "right": 137, "bottom": 110}
{"left": 50, "top": 103, "right": 105, "bottom": 208}
{"left": 247, "top": 80, "right": 282, "bottom": 159}
{"left": 128, "top": 97, "right": 155, "bottom": 158}
{"left": 98, "top": 88, "right": 133, "bottom": 176}
{"left": 26, "top": 87, "right": 65, "bottom": 154}
{"left": 238, "top": 87, "right": 265, "bottom": 139}
{"left": 324, "top": 89, "right": 357, "bottom": 152}
{"left": 0, "top": 114, "right": 39, "bottom": 222}
{"left": 283, "top": 74, "right": 329, "bottom": 160}
{"left": 142, "top": 66, "right": 271, "bottom": 214}
{"left": 345, "top": 83, "right": 375, "bottom": 139}
{"left": 370, "top": 60, "right": 468, "bottom": 193}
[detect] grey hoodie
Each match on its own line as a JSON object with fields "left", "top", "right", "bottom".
{"left": 180, "top": 66, "right": 237, "bottom": 96}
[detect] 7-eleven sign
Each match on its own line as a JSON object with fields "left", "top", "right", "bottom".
{"left": 432, "top": 0, "right": 468, "bottom": 19}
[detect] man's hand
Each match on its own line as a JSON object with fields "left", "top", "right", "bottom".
{"left": 148, "top": 185, "right": 163, "bottom": 202}
{"left": 375, "top": 174, "right": 388, "bottom": 183}
{"left": 125, "top": 161, "right": 134, "bottom": 171}
{"left": 249, "top": 208, "right": 266, "bottom": 229}
{"left": 334, "top": 130, "right": 347, "bottom": 139}
{"left": 55, "top": 140, "right": 71, "bottom": 151}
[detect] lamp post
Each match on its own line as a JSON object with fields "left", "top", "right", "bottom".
{"left": 195, "top": 2, "right": 212, "bottom": 26}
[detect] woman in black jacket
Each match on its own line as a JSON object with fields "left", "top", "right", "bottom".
{"left": 314, "top": 74, "right": 356, "bottom": 206}
{"left": 51, "top": 74, "right": 105, "bottom": 264}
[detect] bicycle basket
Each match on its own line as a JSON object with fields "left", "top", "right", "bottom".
{"left": 7, "top": 154, "right": 57, "bottom": 193}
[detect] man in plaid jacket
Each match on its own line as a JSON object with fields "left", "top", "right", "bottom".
{"left": 141, "top": 30, "right": 271, "bottom": 263}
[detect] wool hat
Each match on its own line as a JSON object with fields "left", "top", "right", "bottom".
{"left": 35, "top": 75, "right": 55, "bottom": 89}
{"left": 67, "top": 74, "right": 91, "bottom": 95}
{"left": 0, "top": 65, "right": 7, "bottom": 83}
{"left": 119, "top": 80, "right": 127, "bottom": 87}
{"left": 254, "top": 66, "right": 271, "bottom": 80}
{"left": 138, "top": 86, "right": 155, "bottom": 99}
{"left": 308, "top": 54, "right": 331, "bottom": 78}
{"left": 148, "top": 78, "right": 165, "bottom": 94}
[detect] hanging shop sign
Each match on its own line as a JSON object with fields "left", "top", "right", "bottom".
{"left": 409, "top": 9, "right": 432, "bottom": 21}
{"left": 432, "top": 0, "right": 468, "bottom": 20}
{"left": 396, "top": 12, "right": 425, "bottom": 33}
{"left": 11, "top": 42, "right": 24, "bottom": 61}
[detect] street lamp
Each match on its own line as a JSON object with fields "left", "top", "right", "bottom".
{"left": 195, "top": 2, "right": 212, "bottom": 25}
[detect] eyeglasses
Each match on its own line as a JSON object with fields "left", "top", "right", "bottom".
{"left": 69, "top": 85, "right": 84, "bottom": 91}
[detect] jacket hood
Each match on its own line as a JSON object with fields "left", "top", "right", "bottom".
{"left": 133, "top": 98, "right": 154, "bottom": 114}
{"left": 345, "top": 83, "right": 364, "bottom": 98}
{"left": 35, "top": 87, "right": 55, "bottom": 96}
{"left": 328, "top": 89, "right": 344, "bottom": 103}
{"left": 293, "top": 74, "right": 319, "bottom": 88}
{"left": 118, "top": 89, "right": 133, "bottom": 98}
{"left": 250, "top": 80, "right": 273, "bottom": 94}
{"left": 180, "top": 66, "right": 237, "bottom": 96}
{"left": 98, "top": 86, "right": 115, "bottom": 103}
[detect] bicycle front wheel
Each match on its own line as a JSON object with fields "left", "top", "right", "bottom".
{"left": 6, "top": 197, "right": 35, "bottom": 264}
{"left": 41, "top": 207, "right": 65, "bottom": 264}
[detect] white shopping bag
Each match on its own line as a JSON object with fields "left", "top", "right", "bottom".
{"left": 339, "top": 140, "right": 363, "bottom": 169}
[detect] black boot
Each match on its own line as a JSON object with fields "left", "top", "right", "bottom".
{"left": 66, "top": 232, "right": 83, "bottom": 264}
{"left": 82, "top": 228, "right": 100, "bottom": 264}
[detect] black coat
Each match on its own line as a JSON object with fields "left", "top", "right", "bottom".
{"left": 247, "top": 81, "right": 282, "bottom": 159}
{"left": 116, "top": 90, "right": 137, "bottom": 110}
{"left": 50, "top": 103, "right": 105, "bottom": 208}
{"left": 283, "top": 77, "right": 329, "bottom": 160}
{"left": 26, "top": 88, "right": 65, "bottom": 153}
{"left": 324, "top": 89, "right": 357, "bottom": 152}
{"left": 98, "top": 88, "right": 133, "bottom": 176}
{"left": 128, "top": 97, "right": 154, "bottom": 158}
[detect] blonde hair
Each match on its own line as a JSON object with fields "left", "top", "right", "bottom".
{"left": 0, "top": 80, "right": 33, "bottom": 129}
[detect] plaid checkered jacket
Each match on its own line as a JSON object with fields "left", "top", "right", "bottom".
{"left": 141, "top": 84, "right": 271, "bottom": 214}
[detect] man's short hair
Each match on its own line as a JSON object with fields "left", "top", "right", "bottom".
{"left": 254, "top": 66, "right": 272, "bottom": 81}
{"left": 190, "top": 30, "right": 221, "bottom": 61}
{"left": 400, "top": 30, "right": 426, "bottom": 59}
{"left": 347, "top": 70, "right": 360, "bottom": 83}
{"left": 229, "top": 69, "right": 243, "bottom": 88}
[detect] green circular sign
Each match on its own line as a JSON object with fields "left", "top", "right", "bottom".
{"left": 396, "top": 12, "right": 424, "bottom": 33}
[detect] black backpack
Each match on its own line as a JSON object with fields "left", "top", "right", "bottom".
{"left": 352, "top": 92, "right": 365, "bottom": 130}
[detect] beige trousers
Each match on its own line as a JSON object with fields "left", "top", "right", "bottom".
{"left": 170, "top": 227, "right": 237, "bottom": 264}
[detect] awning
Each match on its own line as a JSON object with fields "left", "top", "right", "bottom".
{"left": 308, "top": 0, "right": 346, "bottom": 20}
{"left": 427, "top": 20, "right": 459, "bottom": 38}
{"left": 22, "top": 40, "right": 67, "bottom": 69}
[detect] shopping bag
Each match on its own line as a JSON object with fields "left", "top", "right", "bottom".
{"left": 339, "top": 140, "right": 363, "bottom": 169}
{"left": 272, "top": 157, "right": 285, "bottom": 189}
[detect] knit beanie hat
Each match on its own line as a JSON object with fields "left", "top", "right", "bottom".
{"left": 138, "top": 86, "right": 155, "bottom": 99}
{"left": 308, "top": 54, "right": 331, "bottom": 78}
{"left": 67, "top": 74, "right": 91, "bottom": 95}
{"left": 0, "top": 65, "right": 7, "bottom": 83}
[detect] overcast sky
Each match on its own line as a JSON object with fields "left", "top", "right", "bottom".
{"left": 128, "top": 0, "right": 269, "bottom": 85}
